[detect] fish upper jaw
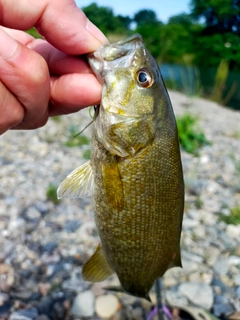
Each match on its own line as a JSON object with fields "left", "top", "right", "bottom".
{"left": 88, "top": 34, "right": 144, "bottom": 82}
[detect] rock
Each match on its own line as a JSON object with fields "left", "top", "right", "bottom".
{"left": 71, "top": 290, "right": 95, "bottom": 318}
{"left": 213, "top": 303, "right": 234, "bottom": 317}
{"left": 236, "top": 286, "right": 240, "bottom": 298}
{"left": 95, "top": 295, "right": 120, "bottom": 319}
{"left": 42, "top": 242, "right": 58, "bottom": 254}
{"left": 132, "top": 307, "right": 143, "bottom": 320}
{"left": 228, "top": 256, "right": 240, "bottom": 266}
{"left": 226, "top": 225, "right": 240, "bottom": 239}
{"left": 165, "top": 287, "right": 188, "bottom": 307}
{"left": 0, "top": 293, "right": 9, "bottom": 306}
{"left": 179, "top": 282, "right": 214, "bottom": 310}
{"left": 213, "top": 256, "right": 229, "bottom": 275}
{"left": 10, "top": 308, "right": 39, "bottom": 320}
{"left": 0, "top": 263, "right": 15, "bottom": 291}
{"left": 234, "top": 274, "right": 240, "bottom": 286}
{"left": 36, "top": 297, "right": 54, "bottom": 315}
{"left": 36, "top": 316, "right": 50, "bottom": 320}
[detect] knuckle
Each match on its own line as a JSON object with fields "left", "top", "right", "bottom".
{"left": 28, "top": 54, "right": 49, "bottom": 86}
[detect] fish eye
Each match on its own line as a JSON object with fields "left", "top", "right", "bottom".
{"left": 136, "top": 69, "right": 153, "bottom": 88}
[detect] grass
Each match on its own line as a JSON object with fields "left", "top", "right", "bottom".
{"left": 83, "top": 149, "right": 91, "bottom": 160}
{"left": 219, "top": 206, "right": 240, "bottom": 225}
{"left": 176, "top": 113, "right": 210, "bottom": 155}
{"left": 46, "top": 184, "right": 60, "bottom": 205}
{"left": 65, "top": 125, "right": 90, "bottom": 148}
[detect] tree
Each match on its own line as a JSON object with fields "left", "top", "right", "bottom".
{"left": 168, "top": 13, "right": 194, "bottom": 28}
{"left": 190, "top": 0, "right": 240, "bottom": 34}
{"left": 82, "top": 3, "right": 131, "bottom": 34}
{"left": 190, "top": 0, "right": 240, "bottom": 70}
{"left": 133, "top": 9, "right": 160, "bottom": 27}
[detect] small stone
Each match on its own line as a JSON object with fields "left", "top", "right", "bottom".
{"left": 165, "top": 288, "right": 188, "bottom": 307}
{"left": 228, "top": 312, "right": 240, "bottom": 320}
{"left": 0, "top": 293, "right": 9, "bottom": 306}
{"left": 236, "top": 286, "right": 240, "bottom": 298}
{"left": 226, "top": 224, "right": 240, "bottom": 239}
{"left": 8, "top": 218, "right": 25, "bottom": 232}
{"left": 228, "top": 255, "right": 240, "bottom": 266}
{"left": 213, "top": 303, "right": 234, "bottom": 317}
{"left": 36, "top": 297, "right": 54, "bottom": 315}
{"left": 71, "top": 290, "right": 95, "bottom": 318}
{"left": 213, "top": 256, "right": 229, "bottom": 275}
{"left": 0, "top": 263, "right": 14, "bottom": 291}
{"left": 42, "top": 241, "right": 58, "bottom": 253}
{"left": 234, "top": 274, "right": 240, "bottom": 285}
{"left": 132, "top": 307, "right": 143, "bottom": 320}
{"left": 10, "top": 308, "right": 39, "bottom": 320}
{"left": 179, "top": 282, "right": 213, "bottom": 310}
{"left": 95, "top": 295, "right": 119, "bottom": 319}
{"left": 36, "top": 316, "right": 50, "bottom": 320}
{"left": 25, "top": 207, "right": 41, "bottom": 220}
{"left": 205, "top": 246, "right": 220, "bottom": 266}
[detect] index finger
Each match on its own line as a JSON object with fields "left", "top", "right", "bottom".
{"left": 0, "top": 0, "right": 108, "bottom": 54}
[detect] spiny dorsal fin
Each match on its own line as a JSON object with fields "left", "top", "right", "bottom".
{"left": 82, "top": 244, "right": 114, "bottom": 282}
{"left": 57, "top": 160, "right": 94, "bottom": 199}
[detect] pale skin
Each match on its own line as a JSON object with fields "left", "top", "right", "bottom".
{"left": 0, "top": 0, "right": 108, "bottom": 135}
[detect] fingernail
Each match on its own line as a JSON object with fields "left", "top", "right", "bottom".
{"left": 86, "top": 19, "right": 109, "bottom": 45}
{"left": 0, "top": 27, "right": 18, "bottom": 58}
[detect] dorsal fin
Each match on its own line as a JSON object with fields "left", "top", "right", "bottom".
{"left": 57, "top": 160, "right": 94, "bottom": 199}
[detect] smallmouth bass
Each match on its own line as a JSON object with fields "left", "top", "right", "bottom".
{"left": 58, "top": 34, "right": 184, "bottom": 300}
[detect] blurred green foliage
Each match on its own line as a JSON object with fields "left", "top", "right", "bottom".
{"left": 176, "top": 113, "right": 210, "bottom": 154}
{"left": 65, "top": 125, "right": 90, "bottom": 148}
{"left": 46, "top": 184, "right": 60, "bottom": 205}
{"left": 220, "top": 206, "right": 240, "bottom": 225}
{"left": 80, "top": 2, "right": 240, "bottom": 72}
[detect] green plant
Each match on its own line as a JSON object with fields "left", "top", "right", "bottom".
{"left": 176, "top": 113, "right": 210, "bottom": 154}
{"left": 46, "top": 184, "right": 60, "bottom": 205}
{"left": 83, "top": 149, "right": 91, "bottom": 160}
{"left": 65, "top": 125, "right": 90, "bottom": 148}
{"left": 219, "top": 206, "right": 240, "bottom": 225}
{"left": 51, "top": 116, "right": 61, "bottom": 122}
{"left": 194, "top": 196, "right": 204, "bottom": 209}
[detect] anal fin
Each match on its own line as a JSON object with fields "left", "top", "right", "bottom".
{"left": 82, "top": 244, "right": 114, "bottom": 282}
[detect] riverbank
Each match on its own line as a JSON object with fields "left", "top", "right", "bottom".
{"left": 0, "top": 90, "right": 240, "bottom": 319}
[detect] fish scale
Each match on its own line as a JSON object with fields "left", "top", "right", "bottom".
{"left": 57, "top": 34, "right": 184, "bottom": 300}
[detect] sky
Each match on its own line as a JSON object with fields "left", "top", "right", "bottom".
{"left": 75, "top": 0, "right": 191, "bottom": 23}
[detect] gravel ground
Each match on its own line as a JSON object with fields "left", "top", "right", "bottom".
{"left": 0, "top": 90, "right": 240, "bottom": 319}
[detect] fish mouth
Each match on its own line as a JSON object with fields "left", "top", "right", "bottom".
{"left": 88, "top": 34, "right": 144, "bottom": 82}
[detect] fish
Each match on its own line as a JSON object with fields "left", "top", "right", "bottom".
{"left": 57, "top": 34, "right": 184, "bottom": 300}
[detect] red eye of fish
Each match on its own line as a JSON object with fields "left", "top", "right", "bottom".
{"left": 136, "top": 69, "right": 153, "bottom": 88}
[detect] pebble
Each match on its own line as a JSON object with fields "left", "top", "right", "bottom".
{"left": 95, "top": 295, "right": 120, "bottom": 319}
{"left": 71, "top": 290, "right": 95, "bottom": 318}
{"left": 179, "top": 282, "right": 214, "bottom": 309}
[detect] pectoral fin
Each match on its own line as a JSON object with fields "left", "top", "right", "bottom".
{"left": 101, "top": 157, "right": 124, "bottom": 211}
{"left": 57, "top": 160, "right": 94, "bottom": 199}
{"left": 82, "top": 244, "right": 114, "bottom": 282}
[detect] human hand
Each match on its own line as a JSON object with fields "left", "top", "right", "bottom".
{"left": 0, "top": 0, "right": 108, "bottom": 135}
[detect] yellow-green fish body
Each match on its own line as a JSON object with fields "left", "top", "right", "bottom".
{"left": 58, "top": 34, "right": 184, "bottom": 300}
